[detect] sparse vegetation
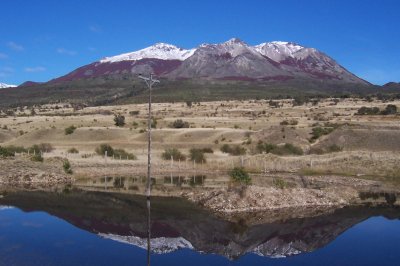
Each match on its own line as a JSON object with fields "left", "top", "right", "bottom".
{"left": 170, "top": 119, "right": 190, "bottom": 128}
{"left": 257, "top": 141, "right": 303, "bottom": 156}
{"left": 189, "top": 148, "right": 206, "bottom": 163}
{"left": 273, "top": 177, "right": 288, "bottom": 189}
{"left": 31, "top": 153, "right": 44, "bottom": 162}
{"left": 220, "top": 144, "right": 246, "bottom": 156}
{"left": 161, "top": 148, "right": 186, "bottom": 161}
{"left": 310, "top": 126, "right": 335, "bottom": 142}
{"left": 114, "top": 114, "right": 125, "bottom": 127}
{"left": 67, "top": 147, "right": 79, "bottom": 154}
{"left": 95, "top": 144, "right": 136, "bottom": 160}
{"left": 63, "top": 159, "right": 73, "bottom": 174}
{"left": 229, "top": 167, "right": 251, "bottom": 184}
{"left": 65, "top": 125, "right": 77, "bottom": 135}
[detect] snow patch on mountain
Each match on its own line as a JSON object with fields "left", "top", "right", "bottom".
{"left": 98, "top": 233, "right": 194, "bottom": 254}
{"left": 254, "top": 41, "right": 305, "bottom": 62}
{"left": 100, "top": 43, "right": 196, "bottom": 63}
{"left": 0, "top": 83, "right": 17, "bottom": 89}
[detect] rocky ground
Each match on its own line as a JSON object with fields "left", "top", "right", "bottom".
{"left": 0, "top": 157, "right": 73, "bottom": 187}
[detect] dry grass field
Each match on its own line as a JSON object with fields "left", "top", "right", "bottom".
{"left": 0, "top": 97, "right": 399, "bottom": 184}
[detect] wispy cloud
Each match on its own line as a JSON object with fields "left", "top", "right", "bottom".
{"left": 7, "top": 41, "right": 24, "bottom": 51}
{"left": 88, "top": 47, "right": 97, "bottom": 52}
{"left": 25, "top": 66, "right": 46, "bottom": 73}
{"left": 57, "top": 48, "right": 77, "bottom": 56}
{"left": 0, "top": 53, "right": 7, "bottom": 59}
{"left": 89, "top": 25, "right": 102, "bottom": 33}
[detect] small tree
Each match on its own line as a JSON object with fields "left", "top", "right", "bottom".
{"left": 114, "top": 114, "right": 125, "bottom": 127}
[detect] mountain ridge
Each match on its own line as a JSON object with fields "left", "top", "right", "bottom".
{"left": 47, "top": 38, "right": 368, "bottom": 85}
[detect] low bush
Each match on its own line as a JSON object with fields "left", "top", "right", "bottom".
{"left": 273, "top": 178, "right": 288, "bottom": 189}
{"left": 0, "top": 146, "right": 14, "bottom": 157}
{"left": 170, "top": 119, "right": 190, "bottom": 128}
{"left": 30, "top": 143, "right": 54, "bottom": 153}
{"left": 190, "top": 148, "right": 206, "bottom": 163}
{"left": 257, "top": 141, "right": 303, "bottom": 156}
{"left": 63, "top": 159, "right": 73, "bottom": 174}
{"left": 310, "top": 127, "right": 335, "bottom": 142}
{"left": 161, "top": 148, "right": 186, "bottom": 161}
{"left": 114, "top": 114, "right": 125, "bottom": 127}
{"left": 31, "top": 153, "right": 43, "bottom": 162}
{"left": 95, "top": 144, "right": 136, "bottom": 160}
{"left": 67, "top": 147, "right": 79, "bottom": 154}
{"left": 229, "top": 167, "right": 251, "bottom": 184}
{"left": 65, "top": 125, "right": 77, "bottom": 135}
{"left": 220, "top": 144, "right": 246, "bottom": 156}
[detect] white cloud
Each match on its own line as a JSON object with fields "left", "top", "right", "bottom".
{"left": 0, "top": 53, "right": 7, "bottom": 59}
{"left": 7, "top": 41, "right": 24, "bottom": 51}
{"left": 57, "top": 48, "right": 77, "bottom": 56}
{"left": 25, "top": 66, "right": 46, "bottom": 73}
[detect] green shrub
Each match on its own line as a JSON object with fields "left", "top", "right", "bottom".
{"left": 230, "top": 167, "right": 251, "bottom": 184}
{"left": 257, "top": 141, "right": 303, "bottom": 156}
{"left": 381, "top": 104, "right": 397, "bottom": 115}
{"left": 30, "top": 143, "right": 54, "bottom": 153}
{"left": 31, "top": 153, "right": 43, "bottom": 162}
{"left": 95, "top": 144, "right": 114, "bottom": 156}
{"left": 273, "top": 178, "right": 287, "bottom": 189}
{"left": 3, "top": 145, "right": 27, "bottom": 154}
{"left": 190, "top": 148, "right": 206, "bottom": 163}
{"left": 257, "top": 141, "right": 277, "bottom": 153}
{"left": 170, "top": 119, "right": 190, "bottom": 128}
{"left": 162, "top": 148, "right": 186, "bottom": 161}
{"left": 310, "top": 127, "right": 334, "bottom": 142}
{"left": 356, "top": 106, "right": 380, "bottom": 115}
{"left": 67, "top": 147, "right": 79, "bottom": 154}
{"left": 327, "top": 144, "right": 343, "bottom": 153}
{"left": 220, "top": 144, "right": 246, "bottom": 156}
{"left": 65, "top": 125, "right": 77, "bottom": 135}
{"left": 113, "top": 149, "right": 137, "bottom": 160}
{"left": 114, "top": 114, "right": 125, "bottom": 127}
{"left": 63, "top": 159, "right": 73, "bottom": 174}
{"left": 95, "top": 144, "right": 136, "bottom": 160}
{"left": 0, "top": 146, "right": 14, "bottom": 157}
{"left": 201, "top": 147, "right": 214, "bottom": 153}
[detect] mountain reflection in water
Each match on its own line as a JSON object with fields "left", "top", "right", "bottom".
{"left": 1, "top": 189, "right": 400, "bottom": 264}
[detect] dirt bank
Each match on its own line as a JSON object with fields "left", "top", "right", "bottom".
{"left": 0, "top": 157, "right": 73, "bottom": 187}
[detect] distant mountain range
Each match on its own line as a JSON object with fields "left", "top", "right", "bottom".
{"left": 0, "top": 38, "right": 398, "bottom": 107}
{"left": 51, "top": 38, "right": 367, "bottom": 84}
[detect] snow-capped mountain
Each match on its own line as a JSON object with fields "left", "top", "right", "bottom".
{"left": 99, "top": 233, "right": 194, "bottom": 254}
{"left": 44, "top": 38, "right": 368, "bottom": 84}
{"left": 0, "top": 83, "right": 17, "bottom": 89}
{"left": 100, "top": 43, "right": 196, "bottom": 63}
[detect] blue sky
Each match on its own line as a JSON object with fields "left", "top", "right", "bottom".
{"left": 0, "top": 0, "right": 399, "bottom": 85}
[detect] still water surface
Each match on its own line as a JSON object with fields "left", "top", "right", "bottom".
{"left": 0, "top": 190, "right": 399, "bottom": 266}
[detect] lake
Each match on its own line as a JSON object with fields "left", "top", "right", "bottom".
{"left": 0, "top": 189, "right": 399, "bottom": 266}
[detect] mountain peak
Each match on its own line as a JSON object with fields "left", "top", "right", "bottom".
{"left": 100, "top": 43, "right": 195, "bottom": 63}
{"left": 224, "top": 38, "right": 247, "bottom": 46}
